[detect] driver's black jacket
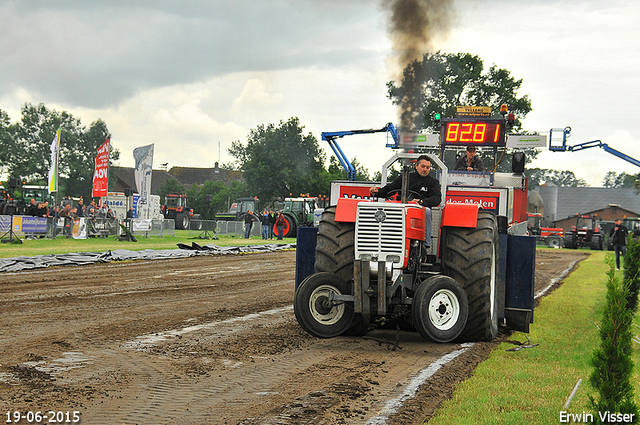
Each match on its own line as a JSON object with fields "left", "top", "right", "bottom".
{"left": 376, "top": 172, "right": 441, "bottom": 208}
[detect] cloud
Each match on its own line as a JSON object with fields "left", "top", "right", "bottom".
{"left": 231, "top": 78, "right": 284, "bottom": 119}
{"left": 0, "top": 1, "right": 384, "bottom": 108}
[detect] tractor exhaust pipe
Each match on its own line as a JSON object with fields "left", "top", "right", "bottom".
{"left": 400, "top": 164, "right": 411, "bottom": 204}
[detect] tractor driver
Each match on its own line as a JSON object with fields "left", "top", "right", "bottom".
{"left": 369, "top": 154, "right": 441, "bottom": 249}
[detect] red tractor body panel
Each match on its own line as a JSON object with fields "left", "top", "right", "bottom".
{"left": 441, "top": 203, "right": 479, "bottom": 228}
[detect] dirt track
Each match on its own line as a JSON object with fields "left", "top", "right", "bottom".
{"left": 0, "top": 249, "right": 588, "bottom": 424}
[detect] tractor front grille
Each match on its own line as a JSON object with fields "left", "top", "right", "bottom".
{"left": 355, "top": 203, "right": 405, "bottom": 264}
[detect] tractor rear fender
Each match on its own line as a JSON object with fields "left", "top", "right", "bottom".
{"left": 440, "top": 203, "right": 479, "bottom": 228}
{"left": 334, "top": 198, "right": 366, "bottom": 222}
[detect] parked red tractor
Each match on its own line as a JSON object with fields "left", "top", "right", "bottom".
{"left": 527, "top": 212, "right": 564, "bottom": 248}
{"left": 294, "top": 106, "right": 537, "bottom": 343}
{"left": 563, "top": 213, "right": 604, "bottom": 250}
{"left": 161, "top": 194, "right": 202, "bottom": 230}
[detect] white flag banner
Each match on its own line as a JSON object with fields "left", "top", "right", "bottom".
{"left": 48, "top": 128, "right": 61, "bottom": 193}
{"left": 133, "top": 144, "right": 154, "bottom": 211}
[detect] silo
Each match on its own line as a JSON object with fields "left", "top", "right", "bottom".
{"left": 538, "top": 183, "right": 558, "bottom": 226}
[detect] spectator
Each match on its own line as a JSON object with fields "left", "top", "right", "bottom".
{"left": 35, "top": 201, "right": 49, "bottom": 217}
{"left": 25, "top": 198, "right": 38, "bottom": 216}
{"left": 261, "top": 210, "right": 270, "bottom": 240}
{"left": 76, "top": 198, "right": 85, "bottom": 218}
{"left": 86, "top": 200, "right": 96, "bottom": 219}
{"left": 610, "top": 219, "right": 629, "bottom": 270}
{"left": 95, "top": 203, "right": 106, "bottom": 219}
{"left": 268, "top": 209, "right": 276, "bottom": 239}
{"left": 244, "top": 210, "right": 257, "bottom": 239}
{"left": 59, "top": 204, "right": 72, "bottom": 238}
{"left": 275, "top": 212, "right": 285, "bottom": 240}
{"left": 106, "top": 208, "right": 116, "bottom": 219}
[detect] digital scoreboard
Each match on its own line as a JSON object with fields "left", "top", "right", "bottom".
{"left": 441, "top": 119, "right": 506, "bottom": 147}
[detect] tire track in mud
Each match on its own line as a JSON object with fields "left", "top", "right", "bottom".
{"left": 84, "top": 327, "right": 458, "bottom": 424}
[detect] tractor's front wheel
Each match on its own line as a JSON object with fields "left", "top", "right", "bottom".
{"left": 314, "top": 206, "right": 369, "bottom": 336}
{"left": 442, "top": 210, "right": 499, "bottom": 341}
{"left": 294, "top": 272, "right": 355, "bottom": 338}
{"left": 412, "top": 275, "right": 468, "bottom": 343}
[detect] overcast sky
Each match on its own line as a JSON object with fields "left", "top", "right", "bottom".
{"left": 1, "top": 0, "right": 638, "bottom": 187}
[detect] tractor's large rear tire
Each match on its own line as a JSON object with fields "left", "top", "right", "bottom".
{"left": 316, "top": 206, "right": 355, "bottom": 280}
{"left": 412, "top": 275, "right": 468, "bottom": 343}
{"left": 590, "top": 234, "right": 604, "bottom": 251}
{"left": 314, "top": 205, "right": 368, "bottom": 336}
{"left": 564, "top": 232, "right": 576, "bottom": 249}
{"left": 176, "top": 212, "right": 190, "bottom": 230}
{"left": 294, "top": 272, "right": 354, "bottom": 338}
{"left": 546, "top": 236, "right": 562, "bottom": 248}
{"left": 442, "top": 210, "right": 499, "bottom": 342}
{"left": 283, "top": 214, "right": 297, "bottom": 238}
{"left": 191, "top": 214, "right": 203, "bottom": 231}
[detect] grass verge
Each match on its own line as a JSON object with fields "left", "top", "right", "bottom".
{"left": 427, "top": 251, "right": 640, "bottom": 424}
{"left": 0, "top": 231, "right": 296, "bottom": 259}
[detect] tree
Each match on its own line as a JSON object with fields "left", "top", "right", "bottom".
{"left": 1, "top": 103, "right": 119, "bottom": 199}
{"left": 589, "top": 256, "right": 638, "bottom": 419}
{"left": 229, "top": 117, "right": 329, "bottom": 202}
{"left": 0, "top": 109, "right": 14, "bottom": 179}
{"left": 386, "top": 51, "right": 532, "bottom": 131}
{"left": 386, "top": 52, "right": 537, "bottom": 174}
{"left": 623, "top": 235, "right": 640, "bottom": 312}
{"left": 327, "top": 156, "right": 372, "bottom": 182}
{"left": 184, "top": 180, "right": 248, "bottom": 219}
{"left": 159, "top": 177, "right": 186, "bottom": 198}
{"left": 525, "top": 168, "right": 588, "bottom": 188}
{"left": 65, "top": 118, "right": 120, "bottom": 198}
{"left": 603, "top": 171, "right": 637, "bottom": 188}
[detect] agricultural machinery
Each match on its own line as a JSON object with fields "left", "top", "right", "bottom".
{"left": 527, "top": 212, "right": 564, "bottom": 248}
{"left": 563, "top": 214, "right": 604, "bottom": 250}
{"left": 217, "top": 196, "right": 327, "bottom": 238}
{"left": 161, "top": 194, "right": 202, "bottom": 230}
{"left": 294, "top": 106, "right": 538, "bottom": 343}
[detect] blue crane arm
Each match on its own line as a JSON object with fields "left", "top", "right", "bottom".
{"left": 570, "top": 141, "right": 640, "bottom": 168}
{"left": 321, "top": 123, "right": 399, "bottom": 181}
{"left": 549, "top": 126, "right": 640, "bottom": 168}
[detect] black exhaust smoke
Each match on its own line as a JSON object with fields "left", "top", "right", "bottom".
{"left": 383, "top": 0, "right": 455, "bottom": 130}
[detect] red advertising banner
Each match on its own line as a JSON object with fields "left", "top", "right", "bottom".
{"left": 92, "top": 138, "right": 110, "bottom": 198}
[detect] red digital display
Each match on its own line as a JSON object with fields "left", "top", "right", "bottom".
{"left": 443, "top": 121, "right": 504, "bottom": 146}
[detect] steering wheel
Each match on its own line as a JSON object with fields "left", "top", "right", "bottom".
{"left": 384, "top": 189, "right": 423, "bottom": 203}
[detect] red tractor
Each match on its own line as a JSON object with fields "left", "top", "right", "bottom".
{"left": 563, "top": 213, "right": 604, "bottom": 250}
{"left": 294, "top": 147, "right": 536, "bottom": 343}
{"left": 161, "top": 194, "right": 202, "bottom": 230}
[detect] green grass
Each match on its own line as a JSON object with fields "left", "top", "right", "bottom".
{"left": 428, "top": 251, "right": 640, "bottom": 424}
{"left": 0, "top": 231, "right": 296, "bottom": 259}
